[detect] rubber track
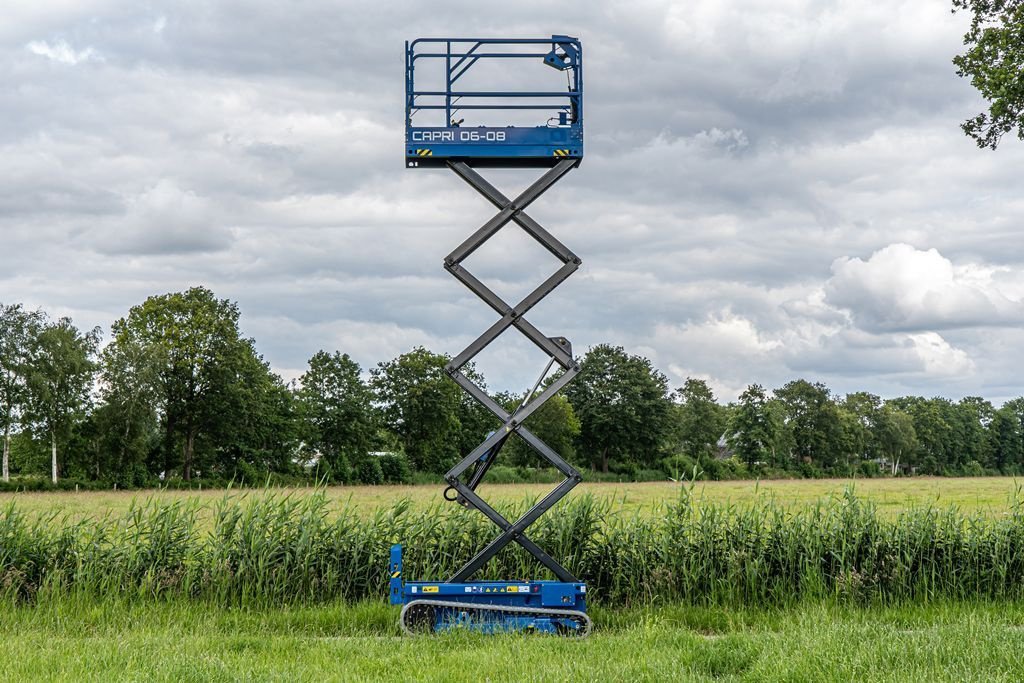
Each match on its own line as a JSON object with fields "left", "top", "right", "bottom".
{"left": 399, "top": 599, "right": 593, "bottom": 638}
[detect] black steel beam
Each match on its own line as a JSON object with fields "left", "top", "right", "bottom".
{"left": 438, "top": 160, "right": 585, "bottom": 582}
{"left": 448, "top": 476, "right": 581, "bottom": 582}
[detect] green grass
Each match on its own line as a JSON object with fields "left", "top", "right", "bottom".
{"left": 1, "top": 475, "right": 1021, "bottom": 522}
{"left": 1, "top": 599, "right": 1023, "bottom": 681}
{"left": 6, "top": 486, "right": 1024, "bottom": 607}
{"left": 5, "top": 480, "right": 1024, "bottom": 680}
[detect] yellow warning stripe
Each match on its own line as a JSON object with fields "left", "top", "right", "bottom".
{"left": 553, "top": 149, "right": 571, "bottom": 157}
{"left": 416, "top": 149, "right": 432, "bottom": 157}
{"left": 391, "top": 571, "right": 401, "bottom": 578}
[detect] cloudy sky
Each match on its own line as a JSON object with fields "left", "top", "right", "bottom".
{"left": 3, "top": 1, "right": 1024, "bottom": 403}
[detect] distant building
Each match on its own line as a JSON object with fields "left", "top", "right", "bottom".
{"left": 872, "top": 457, "right": 916, "bottom": 476}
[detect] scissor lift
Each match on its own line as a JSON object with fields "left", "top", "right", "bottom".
{"left": 390, "top": 36, "right": 591, "bottom": 637}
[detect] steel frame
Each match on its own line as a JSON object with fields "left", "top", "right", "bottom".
{"left": 406, "top": 37, "right": 582, "bottom": 125}
{"left": 405, "top": 36, "right": 583, "bottom": 167}
{"left": 440, "top": 157, "right": 583, "bottom": 583}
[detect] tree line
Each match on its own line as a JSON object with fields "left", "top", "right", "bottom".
{"left": 3, "top": 287, "right": 1024, "bottom": 489}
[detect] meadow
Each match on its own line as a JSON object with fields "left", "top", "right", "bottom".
{"left": 4, "top": 477, "right": 1024, "bottom": 681}
{"left": 2, "top": 599, "right": 1024, "bottom": 681}
{"left": 2, "top": 475, "right": 1020, "bottom": 520}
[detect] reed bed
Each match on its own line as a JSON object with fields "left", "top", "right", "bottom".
{"left": 3, "top": 485, "right": 1024, "bottom": 607}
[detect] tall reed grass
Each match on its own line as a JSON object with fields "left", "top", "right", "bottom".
{"left": 3, "top": 485, "right": 1024, "bottom": 607}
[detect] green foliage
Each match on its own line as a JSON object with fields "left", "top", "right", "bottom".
{"left": 632, "top": 468, "right": 668, "bottom": 482}
{"left": 7, "top": 599, "right": 1024, "bottom": 682}
{"left": 956, "top": 396, "right": 995, "bottom": 467}
{"left": 775, "top": 380, "right": 846, "bottom": 471}
{"left": 10, "top": 291, "right": 1024, "bottom": 487}
{"left": 23, "top": 317, "right": 101, "bottom": 483}
{"left": 840, "top": 392, "right": 883, "bottom": 460}
{"left": 296, "top": 350, "right": 376, "bottom": 478}
{"left": 6, "top": 490, "right": 1024, "bottom": 609}
{"left": 77, "top": 396, "right": 158, "bottom": 486}
{"left": 455, "top": 364, "right": 500, "bottom": 460}
{"left": 564, "top": 344, "right": 672, "bottom": 473}
{"left": 497, "top": 392, "right": 580, "bottom": 467}
{"left": 883, "top": 396, "right": 1011, "bottom": 474}
{"left": 0, "top": 475, "right": 115, "bottom": 493}
{"left": 674, "top": 378, "right": 727, "bottom": 461}
{"left": 953, "top": 0, "right": 1024, "bottom": 149}
{"left": 481, "top": 465, "right": 562, "bottom": 484}
{"left": 104, "top": 287, "right": 295, "bottom": 482}
{"left": 990, "top": 400, "right": 1024, "bottom": 473}
{"left": 0, "top": 304, "right": 44, "bottom": 482}
{"left": 370, "top": 347, "right": 462, "bottom": 473}
{"left": 378, "top": 453, "right": 412, "bottom": 484}
{"left": 207, "top": 345, "right": 299, "bottom": 479}
{"left": 353, "top": 457, "right": 384, "bottom": 485}
{"left": 874, "top": 404, "right": 918, "bottom": 473}
{"left": 727, "top": 384, "right": 779, "bottom": 469}
{"left": 698, "top": 457, "right": 751, "bottom": 481}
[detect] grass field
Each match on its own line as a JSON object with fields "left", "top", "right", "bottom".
{"left": 5, "top": 478, "right": 1024, "bottom": 681}
{"left": 1, "top": 599, "right": 1022, "bottom": 682}
{"left": 2, "top": 475, "right": 1022, "bottom": 521}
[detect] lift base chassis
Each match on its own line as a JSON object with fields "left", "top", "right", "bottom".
{"left": 390, "top": 545, "right": 590, "bottom": 636}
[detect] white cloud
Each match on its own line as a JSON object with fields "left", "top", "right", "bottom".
{"left": 825, "top": 243, "right": 1024, "bottom": 332}
{"left": 2, "top": 0, "right": 1024, "bottom": 404}
{"left": 908, "top": 332, "right": 975, "bottom": 376}
{"left": 26, "top": 39, "right": 97, "bottom": 65}
{"left": 91, "top": 179, "right": 231, "bottom": 255}
{"left": 656, "top": 313, "right": 783, "bottom": 360}
{"left": 649, "top": 312, "right": 790, "bottom": 400}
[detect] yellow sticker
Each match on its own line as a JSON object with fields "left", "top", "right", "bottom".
{"left": 423, "top": 586, "right": 439, "bottom": 593}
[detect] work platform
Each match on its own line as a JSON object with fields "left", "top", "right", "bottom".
{"left": 405, "top": 37, "right": 583, "bottom": 167}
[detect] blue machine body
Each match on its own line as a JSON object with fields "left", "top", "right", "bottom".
{"left": 389, "top": 544, "right": 587, "bottom": 634}
{"left": 396, "top": 35, "right": 589, "bottom": 637}
{"left": 405, "top": 36, "right": 583, "bottom": 168}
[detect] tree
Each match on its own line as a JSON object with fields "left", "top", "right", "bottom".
{"left": 841, "top": 392, "right": 883, "bottom": 461}
{"left": 727, "top": 384, "right": 780, "bottom": 469}
{"left": 562, "top": 344, "right": 672, "bottom": 473}
{"left": 296, "top": 350, "right": 377, "bottom": 481}
{"left": 497, "top": 392, "right": 581, "bottom": 468}
{"left": 887, "top": 397, "right": 957, "bottom": 473}
{"left": 955, "top": 396, "right": 995, "bottom": 470}
{"left": 0, "top": 304, "right": 42, "bottom": 482}
{"left": 455, "top": 364, "right": 500, "bottom": 460}
{"left": 24, "top": 317, "right": 101, "bottom": 483}
{"left": 97, "top": 320, "right": 162, "bottom": 484}
{"left": 203, "top": 343, "right": 298, "bottom": 479}
{"left": 370, "top": 347, "right": 461, "bottom": 473}
{"left": 674, "top": 378, "right": 726, "bottom": 461}
{"left": 953, "top": 0, "right": 1024, "bottom": 149}
{"left": 78, "top": 400, "right": 157, "bottom": 486}
{"left": 988, "top": 404, "right": 1023, "bottom": 473}
{"left": 996, "top": 398, "right": 1024, "bottom": 472}
{"left": 774, "top": 380, "right": 845, "bottom": 472}
{"left": 105, "top": 287, "right": 271, "bottom": 481}
{"left": 875, "top": 404, "right": 919, "bottom": 475}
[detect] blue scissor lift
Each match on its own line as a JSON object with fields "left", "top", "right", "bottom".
{"left": 390, "top": 36, "right": 591, "bottom": 637}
